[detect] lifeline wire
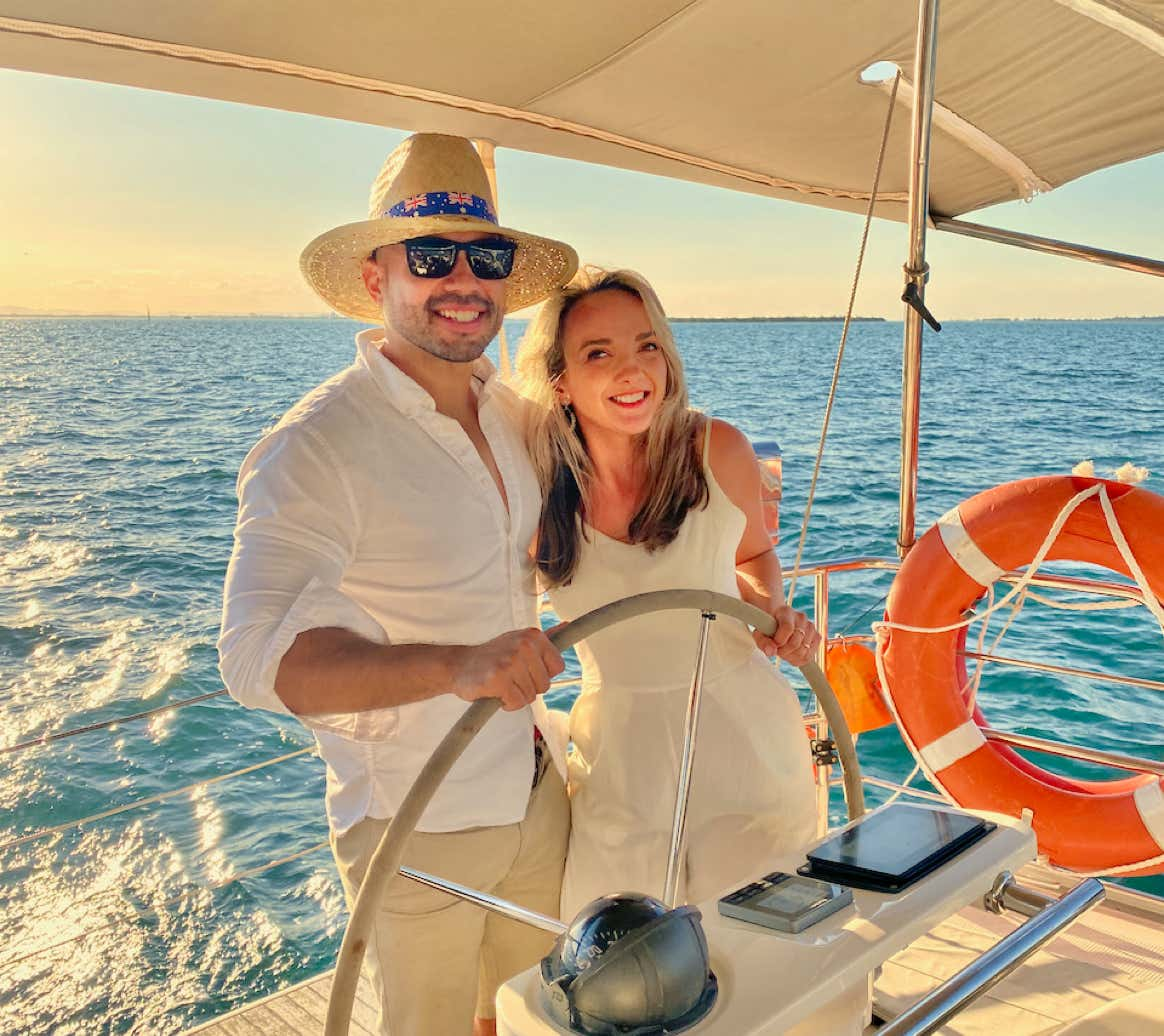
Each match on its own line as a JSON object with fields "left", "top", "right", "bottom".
{"left": 0, "top": 747, "right": 316, "bottom": 854}
{"left": 786, "top": 70, "right": 901, "bottom": 608}
{"left": 1, "top": 689, "right": 229, "bottom": 756}
{"left": 2, "top": 672, "right": 586, "bottom": 756}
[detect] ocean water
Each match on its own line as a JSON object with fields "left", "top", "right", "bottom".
{"left": 2, "top": 315, "right": 1162, "bottom": 1033}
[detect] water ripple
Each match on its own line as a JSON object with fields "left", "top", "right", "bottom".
{"left": 2, "top": 315, "right": 1163, "bottom": 1030}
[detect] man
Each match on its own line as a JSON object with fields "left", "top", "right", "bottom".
{"left": 218, "top": 133, "right": 579, "bottom": 1035}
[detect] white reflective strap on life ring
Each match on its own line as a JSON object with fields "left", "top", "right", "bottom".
{"left": 938, "top": 506, "right": 1007, "bottom": 587}
{"left": 918, "top": 720, "right": 988, "bottom": 773}
{"left": 1134, "top": 781, "right": 1164, "bottom": 851}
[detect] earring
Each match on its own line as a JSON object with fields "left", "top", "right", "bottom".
{"left": 563, "top": 402, "right": 577, "bottom": 432}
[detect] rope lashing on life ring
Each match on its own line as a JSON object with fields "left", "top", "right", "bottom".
{"left": 875, "top": 475, "right": 1164, "bottom": 876}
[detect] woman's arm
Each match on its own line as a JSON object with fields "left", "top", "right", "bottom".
{"left": 706, "top": 418, "right": 821, "bottom": 667}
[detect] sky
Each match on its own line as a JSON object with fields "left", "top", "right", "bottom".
{"left": 1, "top": 67, "right": 1162, "bottom": 320}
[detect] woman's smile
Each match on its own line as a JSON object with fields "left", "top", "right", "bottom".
{"left": 611, "top": 390, "right": 649, "bottom": 407}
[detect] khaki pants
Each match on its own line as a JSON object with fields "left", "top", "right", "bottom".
{"left": 330, "top": 762, "right": 569, "bottom": 1036}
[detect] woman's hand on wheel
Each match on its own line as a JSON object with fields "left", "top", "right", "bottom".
{"left": 754, "top": 604, "right": 821, "bottom": 667}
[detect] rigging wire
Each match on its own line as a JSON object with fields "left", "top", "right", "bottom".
{"left": 0, "top": 747, "right": 317, "bottom": 855}
{"left": 786, "top": 70, "right": 901, "bottom": 608}
{"left": 2, "top": 671, "right": 584, "bottom": 758}
{"left": 835, "top": 591, "right": 891, "bottom": 639}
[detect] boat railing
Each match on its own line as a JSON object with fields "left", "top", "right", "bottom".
{"left": 796, "top": 554, "right": 1164, "bottom": 802}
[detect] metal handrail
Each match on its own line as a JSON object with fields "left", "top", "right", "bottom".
{"left": 961, "top": 648, "right": 1164, "bottom": 694}
{"left": 829, "top": 774, "right": 947, "bottom": 805}
{"left": 981, "top": 728, "right": 1164, "bottom": 778}
{"left": 793, "top": 554, "right": 900, "bottom": 577}
{"left": 879, "top": 877, "right": 1106, "bottom": 1035}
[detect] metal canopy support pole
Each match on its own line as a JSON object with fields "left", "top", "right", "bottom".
{"left": 663, "top": 612, "right": 715, "bottom": 907}
{"left": 897, "top": 0, "right": 940, "bottom": 557}
{"left": 473, "top": 137, "right": 512, "bottom": 378}
{"left": 933, "top": 217, "right": 1164, "bottom": 278}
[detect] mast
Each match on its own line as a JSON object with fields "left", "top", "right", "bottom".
{"left": 897, "top": 0, "right": 941, "bottom": 557}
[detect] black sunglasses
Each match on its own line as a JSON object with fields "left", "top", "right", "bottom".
{"left": 401, "top": 236, "right": 517, "bottom": 280}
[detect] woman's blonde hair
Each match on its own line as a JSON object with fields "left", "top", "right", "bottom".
{"left": 515, "top": 266, "right": 707, "bottom": 586}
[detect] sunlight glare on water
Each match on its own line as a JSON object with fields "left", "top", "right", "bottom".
{"left": 0, "top": 315, "right": 1162, "bottom": 1031}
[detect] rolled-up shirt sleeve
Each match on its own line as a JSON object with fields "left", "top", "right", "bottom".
{"left": 218, "top": 423, "right": 390, "bottom": 733}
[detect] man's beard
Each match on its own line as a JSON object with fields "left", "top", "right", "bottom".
{"left": 383, "top": 291, "right": 503, "bottom": 363}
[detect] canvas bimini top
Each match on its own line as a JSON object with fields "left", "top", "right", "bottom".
{"left": 1, "top": 0, "right": 1162, "bottom": 223}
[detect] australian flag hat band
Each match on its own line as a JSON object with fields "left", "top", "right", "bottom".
{"left": 384, "top": 191, "right": 497, "bottom": 223}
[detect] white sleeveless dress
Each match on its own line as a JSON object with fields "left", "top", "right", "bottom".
{"left": 549, "top": 428, "right": 818, "bottom": 919}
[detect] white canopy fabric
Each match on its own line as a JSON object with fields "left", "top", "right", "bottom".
{"left": 1, "top": 1, "right": 1161, "bottom": 221}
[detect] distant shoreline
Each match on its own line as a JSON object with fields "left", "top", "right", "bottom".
{"left": 670, "top": 316, "right": 886, "bottom": 323}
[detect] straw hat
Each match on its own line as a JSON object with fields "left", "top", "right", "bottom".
{"left": 300, "top": 134, "right": 578, "bottom": 323}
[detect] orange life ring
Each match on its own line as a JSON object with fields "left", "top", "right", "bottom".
{"left": 880, "top": 475, "right": 1164, "bottom": 875}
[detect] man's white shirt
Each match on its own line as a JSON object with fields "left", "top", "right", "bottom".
{"left": 219, "top": 328, "right": 559, "bottom": 834}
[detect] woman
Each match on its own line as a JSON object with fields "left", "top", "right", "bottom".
{"left": 516, "top": 266, "right": 821, "bottom": 918}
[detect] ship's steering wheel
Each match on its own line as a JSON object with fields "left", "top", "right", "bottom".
{"left": 324, "top": 588, "right": 864, "bottom": 1036}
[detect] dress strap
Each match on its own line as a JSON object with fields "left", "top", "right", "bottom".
{"left": 700, "top": 416, "right": 736, "bottom": 511}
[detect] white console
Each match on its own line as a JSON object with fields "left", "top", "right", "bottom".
{"left": 496, "top": 805, "right": 1036, "bottom": 1036}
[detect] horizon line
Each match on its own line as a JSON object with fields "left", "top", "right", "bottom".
{"left": 2, "top": 311, "right": 1163, "bottom": 322}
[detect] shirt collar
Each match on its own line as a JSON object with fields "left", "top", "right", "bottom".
{"left": 355, "top": 327, "right": 500, "bottom": 417}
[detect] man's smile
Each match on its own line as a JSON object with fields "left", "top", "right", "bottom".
{"left": 428, "top": 294, "right": 492, "bottom": 329}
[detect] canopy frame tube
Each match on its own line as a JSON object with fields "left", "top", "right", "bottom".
{"left": 933, "top": 217, "right": 1164, "bottom": 278}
